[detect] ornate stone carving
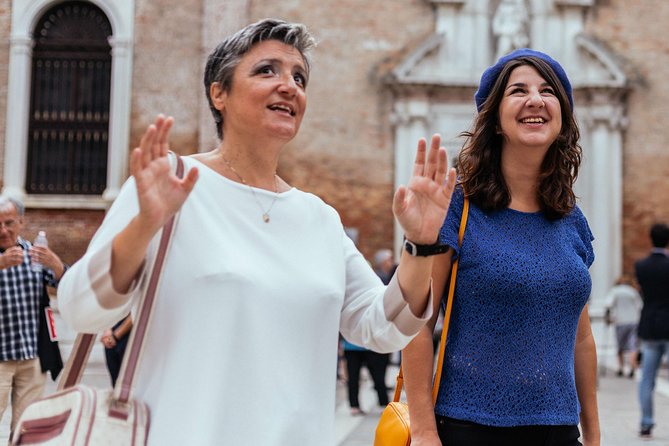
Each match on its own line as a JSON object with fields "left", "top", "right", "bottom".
{"left": 492, "top": 0, "right": 530, "bottom": 59}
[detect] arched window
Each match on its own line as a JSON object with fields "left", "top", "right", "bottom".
{"left": 27, "top": 1, "right": 112, "bottom": 195}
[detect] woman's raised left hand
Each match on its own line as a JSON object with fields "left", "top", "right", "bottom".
{"left": 392, "top": 134, "right": 456, "bottom": 245}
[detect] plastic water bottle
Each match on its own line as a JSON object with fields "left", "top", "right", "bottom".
{"left": 31, "top": 230, "right": 48, "bottom": 272}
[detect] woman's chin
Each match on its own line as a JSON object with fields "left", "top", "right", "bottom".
{"left": 268, "top": 125, "right": 300, "bottom": 142}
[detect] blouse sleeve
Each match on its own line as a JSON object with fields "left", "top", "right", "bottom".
{"left": 438, "top": 185, "right": 465, "bottom": 259}
{"left": 338, "top": 229, "right": 433, "bottom": 353}
{"left": 570, "top": 204, "right": 595, "bottom": 268}
{"left": 57, "top": 176, "right": 158, "bottom": 333}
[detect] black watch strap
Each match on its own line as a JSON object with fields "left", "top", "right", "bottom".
{"left": 403, "top": 238, "right": 449, "bottom": 256}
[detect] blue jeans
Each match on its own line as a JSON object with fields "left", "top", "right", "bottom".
{"left": 638, "top": 340, "right": 669, "bottom": 428}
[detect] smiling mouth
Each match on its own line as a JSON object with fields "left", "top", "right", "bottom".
{"left": 520, "top": 117, "right": 545, "bottom": 124}
{"left": 268, "top": 104, "right": 295, "bottom": 116}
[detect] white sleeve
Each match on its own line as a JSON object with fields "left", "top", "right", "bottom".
{"left": 338, "top": 230, "right": 432, "bottom": 353}
{"left": 57, "top": 176, "right": 158, "bottom": 333}
{"left": 603, "top": 288, "right": 616, "bottom": 309}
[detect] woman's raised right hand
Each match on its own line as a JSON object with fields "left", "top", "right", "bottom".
{"left": 130, "top": 115, "right": 199, "bottom": 234}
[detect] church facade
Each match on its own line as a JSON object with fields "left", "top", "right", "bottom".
{"left": 1, "top": 0, "right": 667, "bottom": 313}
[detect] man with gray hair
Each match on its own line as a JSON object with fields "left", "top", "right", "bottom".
{"left": 0, "top": 195, "right": 66, "bottom": 436}
{"left": 373, "top": 248, "right": 396, "bottom": 285}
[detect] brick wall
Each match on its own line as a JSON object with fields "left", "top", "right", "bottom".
{"left": 586, "top": 0, "right": 669, "bottom": 273}
{"left": 246, "top": 0, "right": 433, "bottom": 258}
{"left": 22, "top": 209, "right": 104, "bottom": 266}
{"left": 3, "top": 0, "right": 669, "bottom": 267}
{"left": 131, "top": 0, "right": 203, "bottom": 154}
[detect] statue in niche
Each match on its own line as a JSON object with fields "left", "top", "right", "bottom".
{"left": 492, "top": 0, "right": 530, "bottom": 59}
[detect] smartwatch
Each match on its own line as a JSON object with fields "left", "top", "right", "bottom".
{"left": 403, "top": 238, "right": 449, "bottom": 256}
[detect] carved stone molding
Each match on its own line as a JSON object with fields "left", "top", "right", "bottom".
{"left": 3, "top": 0, "right": 135, "bottom": 207}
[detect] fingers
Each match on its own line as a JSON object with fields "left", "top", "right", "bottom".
{"left": 129, "top": 147, "right": 143, "bottom": 178}
{"left": 392, "top": 185, "right": 407, "bottom": 217}
{"left": 138, "top": 114, "right": 173, "bottom": 168}
{"left": 434, "top": 146, "right": 448, "bottom": 185}
{"left": 139, "top": 124, "right": 157, "bottom": 168}
{"left": 413, "top": 134, "right": 445, "bottom": 181}
{"left": 151, "top": 115, "right": 164, "bottom": 160}
{"left": 180, "top": 167, "right": 200, "bottom": 194}
{"left": 3, "top": 247, "right": 24, "bottom": 267}
{"left": 412, "top": 138, "right": 427, "bottom": 177}
{"left": 442, "top": 167, "right": 457, "bottom": 199}
{"left": 424, "top": 134, "right": 441, "bottom": 180}
{"left": 156, "top": 116, "right": 173, "bottom": 158}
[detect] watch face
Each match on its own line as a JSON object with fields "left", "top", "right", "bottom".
{"left": 404, "top": 240, "right": 417, "bottom": 256}
{"left": 404, "top": 239, "right": 448, "bottom": 256}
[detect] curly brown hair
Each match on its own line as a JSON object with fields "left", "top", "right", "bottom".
{"left": 458, "top": 56, "right": 581, "bottom": 220}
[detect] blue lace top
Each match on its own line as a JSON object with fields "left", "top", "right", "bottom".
{"left": 434, "top": 187, "right": 594, "bottom": 426}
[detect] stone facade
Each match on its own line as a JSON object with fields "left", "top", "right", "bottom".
{"left": 1, "top": 0, "right": 669, "bottom": 281}
{"left": 0, "top": 0, "right": 10, "bottom": 172}
{"left": 585, "top": 0, "right": 669, "bottom": 274}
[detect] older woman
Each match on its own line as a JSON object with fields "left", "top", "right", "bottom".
{"left": 402, "top": 49, "right": 600, "bottom": 446}
{"left": 58, "top": 19, "right": 456, "bottom": 445}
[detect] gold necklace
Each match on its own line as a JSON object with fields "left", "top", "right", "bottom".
{"left": 221, "top": 157, "right": 279, "bottom": 223}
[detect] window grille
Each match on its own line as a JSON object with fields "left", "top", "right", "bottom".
{"left": 27, "top": 1, "right": 112, "bottom": 195}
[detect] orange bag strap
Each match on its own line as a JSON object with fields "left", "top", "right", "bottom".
{"left": 392, "top": 196, "right": 470, "bottom": 404}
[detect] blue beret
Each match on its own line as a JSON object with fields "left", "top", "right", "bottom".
{"left": 474, "top": 48, "right": 573, "bottom": 113}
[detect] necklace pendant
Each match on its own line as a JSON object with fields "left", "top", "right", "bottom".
{"left": 262, "top": 213, "right": 270, "bottom": 223}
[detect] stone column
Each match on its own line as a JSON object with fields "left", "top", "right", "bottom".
{"left": 1, "top": 35, "right": 32, "bottom": 200}
{"left": 391, "top": 94, "right": 430, "bottom": 257}
{"left": 581, "top": 100, "right": 627, "bottom": 310}
{"left": 103, "top": 37, "right": 134, "bottom": 201}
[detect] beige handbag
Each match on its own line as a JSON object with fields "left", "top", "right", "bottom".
{"left": 374, "top": 197, "right": 469, "bottom": 446}
{"left": 11, "top": 155, "right": 184, "bottom": 445}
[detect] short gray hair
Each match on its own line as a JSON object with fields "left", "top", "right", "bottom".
{"left": 0, "top": 194, "right": 24, "bottom": 216}
{"left": 203, "top": 18, "right": 316, "bottom": 140}
{"left": 374, "top": 249, "right": 393, "bottom": 267}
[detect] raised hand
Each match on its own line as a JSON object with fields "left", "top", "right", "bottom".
{"left": 131, "top": 115, "right": 199, "bottom": 234}
{"left": 0, "top": 246, "right": 24, "bottom": 269}
{"left": 28, "top": 245, "right": 65, "bottom": 278}
{"left": 392, "top": 134, "right": 456, "bottom": 245}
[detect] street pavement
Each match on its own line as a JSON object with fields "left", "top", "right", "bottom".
{"left": 335, "top": 363, "right": 669, "bottom": 446}
{"left": 2, "top": 349, "right": 668, "bottom": 445}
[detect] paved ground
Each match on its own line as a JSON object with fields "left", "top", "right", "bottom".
{"left": 2, "top": 346, "right": 668, "bottom": 445}
{"left": 335, "top": 364, "right": 669, "bottom": 446}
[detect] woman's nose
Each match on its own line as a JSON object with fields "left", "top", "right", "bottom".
{"left": 278, "top": 74, "right": 298, "bottom": 95}
{"left": 527, "top": 89, "right": 545, "bottom": 108}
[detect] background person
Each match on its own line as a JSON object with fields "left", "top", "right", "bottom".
{"left": 373, "top": 248, "right": 400, "bottom": 363}
{"left": 100, "top": 314, "right": 133, "bottom": 387}
{"left": 57, "top": 19, "right": 456, "bottom": 445}
{"left": 341, "top": 338, "right": 389, "bottom": 415}
{"left": 402, "top": 49, "right": 599, "bottom": 446}
{"left": 604, "top": 275, "right": 642, "bottom": 378}
{"left": 0, "top": 195, "right": 66, "bottom": 437}
{"left": 634, "top": 223, "right": 669, "bottom": 439}
{"left": 373, "top": 249, "right": 397, "bottom": 285}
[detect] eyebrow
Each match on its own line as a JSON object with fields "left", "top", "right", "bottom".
{"left": 506, "top": 81, "right": 552, "bottom": 90}
{"left": 253, "top": 58, "right": 306, "bottom": 72}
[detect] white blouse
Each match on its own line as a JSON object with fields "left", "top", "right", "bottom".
{"left": 58, "top": 156, "right": 431, "bottom": 445}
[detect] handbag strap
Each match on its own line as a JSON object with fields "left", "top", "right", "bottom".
{"left": 392, "top": 196, "right": 469, "bottom": 405}
{"left": 57, "top": 154, "right": 185, "bottom": 402}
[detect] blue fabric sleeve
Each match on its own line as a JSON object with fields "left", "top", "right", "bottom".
{"left": 568, "top": 205, "right": 595, "bottom": 268}
{"left": 438, "top": 185, "right": 465, "bottom": 259}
